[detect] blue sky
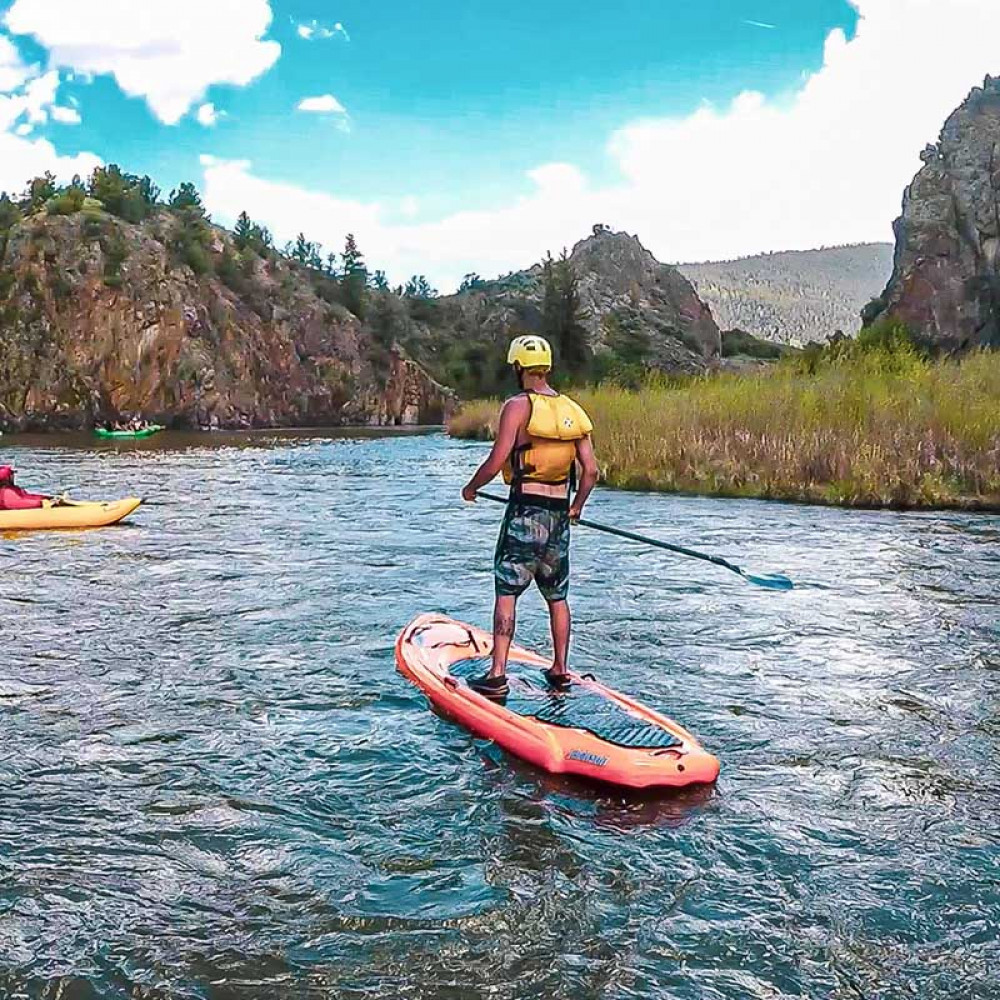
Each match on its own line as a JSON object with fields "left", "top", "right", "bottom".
{"left": 1, "top": 1, "right": 998, "bottom": 288}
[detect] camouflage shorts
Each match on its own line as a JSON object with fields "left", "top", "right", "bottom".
{"left": 494, "top": 499, "right": 571, "bottom": 603}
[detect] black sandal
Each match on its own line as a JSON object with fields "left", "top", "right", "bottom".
{"left": 468, "top": 673, "right": 509, "bottom": 700}
{"left": 542, "top": 668, "right": 571, "bottom": 692}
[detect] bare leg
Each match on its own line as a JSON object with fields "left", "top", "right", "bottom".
{"left": 491, "top": 595, "right": 517, "bottom": 677}
{"left": 548, "top": 599, "right": 571, "bottom": 675}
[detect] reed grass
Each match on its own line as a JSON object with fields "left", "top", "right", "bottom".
{"left": 447, "top": 348, "right": 1000, "bottom": 510}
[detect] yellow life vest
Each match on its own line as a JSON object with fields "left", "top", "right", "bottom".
{"left": 503, "top": 392, "right": 594, "bottom": 487}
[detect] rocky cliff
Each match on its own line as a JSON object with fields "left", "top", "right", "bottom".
{"left": 867, "top": 76, "right": 1000, "bottom": 350}
{"left": 0, "top": 211, "right": 454, "bottom": 431}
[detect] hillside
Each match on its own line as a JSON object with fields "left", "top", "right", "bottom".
{"left": 0, "top": 171, "right": 453, "bottom": 432}
{"left": 0, "top": 165, "right": 733, "bottom": 426}
{"left": 679, "top": 244, "right": 894, "bottom": 345}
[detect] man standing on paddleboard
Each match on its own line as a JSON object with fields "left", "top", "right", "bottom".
{"left": 461, "top": 335, "right": 599, "bottom": 699}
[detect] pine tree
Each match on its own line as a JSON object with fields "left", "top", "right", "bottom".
{"left": 168, "top": 181, "right": 205, "bottom": 215}
{"left": 541, "top": 252, "right": 560, "bottom": 344}
{"left": 404, "top": 274, "right": 436, "bottom": 299}
{"left": 21, "top": 172, "right": 57, "bottom": 213}
{"left": 556, "top": 252, "right": 590, "bottom": 377}
{"left": 167, "top": 182, "right": 211, "bottom": 274}
{"left": 541, "top": 251, "right": 590, "bottom": 379}
{"left": 291, "top": 232, "right": 313, "bottom": 265}
{"left": 340, "top": 233, "right": 367, "bottom": 317}
{"left": 136, "top": 175, "right": 160, "bottom": 206}
{"left": 370, "top": 290, "right": 398, "bottom": 347}
{"left": 253, "top": 224, "right": 273, "bottom": 251}
{"left": 458, "top": 272, "right": 484, "bottom": 293}
{"left": 234, "top": 211, "right": 253, "bottom": 250}
{"left": 0, "top": 192, "right": 23, "bottom": 234}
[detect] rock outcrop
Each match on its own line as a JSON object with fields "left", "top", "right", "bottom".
{"left": 556, "top": 227, "right": 721, "bottom": 363}
{"left": 868, "top": 76, "right": 1000, "bottom": 350}
{"left": 404, "top": 227, "right": 721, "bottom": 396}
{"left": 0, "top": 212, "right": 454, "bottom": 431}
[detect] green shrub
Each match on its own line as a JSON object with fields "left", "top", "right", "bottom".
{"left": 49, "top": 270, "right": 73, "bottom": 301}
{"left": 81, "top": 214, "right": 105, "bottom": 241}
{"left": 168, "top": 222, "right": 212, "bottom": 276}
{"left": 177, "top": 239, "right": 210, "bottom": 275}
{"left": 46, "top": 185, "right": 86, "bottom": 216}
{"left": 88, "top": 165, "right": 158, "bottom": 222}
{"left": 101, "top": 233, "right": 128, "bottom": 287}
{"left": 721, "top": 329, "right": 785, "bottom": 360}
{"left": 217, "top": 249, "right": 247, "bottom": 293}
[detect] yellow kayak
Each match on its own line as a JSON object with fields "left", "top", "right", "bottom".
{"left": 0, "top": 497, "right": 142, "bottom": 531}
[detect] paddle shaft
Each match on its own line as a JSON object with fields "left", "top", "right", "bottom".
{"left": 476, "top": 490, "right": 775, "bottom": 584}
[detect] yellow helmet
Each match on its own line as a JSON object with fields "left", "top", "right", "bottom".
{"left": 507, "top": 335, "right": 552, "bottom": 371}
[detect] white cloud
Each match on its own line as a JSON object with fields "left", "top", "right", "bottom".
{"left": 297, "top": 20, "right": 349, "bottom": 42}
{"left": 196, "top": 102, "right": 220, "bottom": 127}
{"left": 19, "top": 69, "right": 59, "bottom": 123}
{"left": 297, "top": 93, "right": 347, "bottom": 114}
{"left": 201, "top": 155, "right": 593, "bottom": 290}
{"left": 50, "top": 104, "right": 80, "bottom": 124}
{"left": 206, "top": 0, "right": 1000, "bottom": 290}
{"left": 0, "top": 32, "right": 33, "bottom": 91}
{"left": 0, "top": 43, "right": 99, "bottom": 193}
{"left": 0, "top": 127, "right": 100, "bottom": 194}
{"left": 0, "top": 69, "right": 67, "bottom": 133}
{"left": 202, "top": 153, "right": 381, "bottom": 239}
{"left": 3, "top": 0, "right": 280, "bottom": 124}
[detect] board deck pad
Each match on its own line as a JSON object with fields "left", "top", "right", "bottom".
{"left": 449, "top": 658, "right": 681, "bottom": 750}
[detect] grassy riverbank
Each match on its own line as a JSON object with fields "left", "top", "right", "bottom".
{"left": 448, "top": 340, "right": 1000, "bottom": 510}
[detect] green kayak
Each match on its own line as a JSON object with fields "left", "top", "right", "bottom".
{"left": 95, "top": 425, "right": 164, "bottom": 439}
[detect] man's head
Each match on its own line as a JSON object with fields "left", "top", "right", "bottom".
{"left": 0, "top": 465, "right": 14, "bottom": 485}
{"left": 507, "top": 336, "right": 553, "bottom": 388}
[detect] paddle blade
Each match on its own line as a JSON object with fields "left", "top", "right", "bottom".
{"left": 742, "top": 572, "right": 795, "bottom": 591}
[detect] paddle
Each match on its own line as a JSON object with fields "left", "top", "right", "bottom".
{"left": 476, "top": 491, "right": 794, "bottom": 591}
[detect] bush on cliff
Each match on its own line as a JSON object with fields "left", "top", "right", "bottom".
{"left": 88, "top": 166, "right": 159, "bottom": 223}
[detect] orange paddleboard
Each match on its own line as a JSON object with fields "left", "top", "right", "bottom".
{"left": 396, "top": 614, "right": 720, "bottom": 790}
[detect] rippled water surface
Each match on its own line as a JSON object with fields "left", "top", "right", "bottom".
{"left": 2, "top": 429, "right": 999, "bottom": 999}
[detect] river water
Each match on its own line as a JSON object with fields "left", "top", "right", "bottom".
{"left": 1, "top": 430, "right": 998, "bottom": 1000}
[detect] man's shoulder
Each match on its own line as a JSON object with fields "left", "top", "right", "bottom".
{"left": 501, "top": 393, "right": 532, "bottom": 414}
{"left": 498, "top": 393, "right": 531, "bottom": 433}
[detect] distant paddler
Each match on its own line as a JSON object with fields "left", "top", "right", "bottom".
{"left": 461, "top": 335, "right": 599, "bottom": 699}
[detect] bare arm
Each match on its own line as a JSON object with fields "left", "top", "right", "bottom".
{"left": 569, "top": 435, "right": 599, "bottom": 519}
{"left": 461, "top": 397, "right": 529, "bottom": 501}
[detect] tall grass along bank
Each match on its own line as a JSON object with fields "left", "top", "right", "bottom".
{"left": 448, "top": 348, "right": 1000, "bottom": 510}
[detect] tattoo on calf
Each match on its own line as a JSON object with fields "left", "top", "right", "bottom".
{"left": 495, "top": 615, "right": 516, "bottom": 638}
